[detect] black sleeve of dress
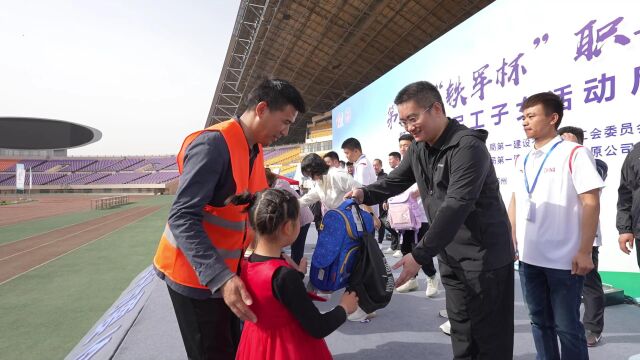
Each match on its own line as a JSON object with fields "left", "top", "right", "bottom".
{"left": 271, "top": 267, "right": 347, "bottom": 339}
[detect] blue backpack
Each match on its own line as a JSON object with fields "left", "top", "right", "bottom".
{"left": 309, "top": 199, "right": 374, "bottom": 291}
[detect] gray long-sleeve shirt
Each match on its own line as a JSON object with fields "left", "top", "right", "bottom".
{"left": 155, "top": 126, "right": 259, "bottom": 299}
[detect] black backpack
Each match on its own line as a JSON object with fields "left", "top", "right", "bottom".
{"left": 347, "top": 204, "right": 394, "bottom": 314}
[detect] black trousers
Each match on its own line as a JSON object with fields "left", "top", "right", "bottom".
{"left": 401, "top": 223, "right": 436, "bottom": 277}
{"left": 309, "top": 201, "right": 323, "bottom": 231}
{"left": 379, "top": 215, "right": 399, "bottom": 248}
{"left": 290, "top": 223, "right": 311, "bottom": 265}
{"left": 582, "top": 246, "right": 605, "bottom": 334}
{"left": 637, "top": 239, "right": 640, "bottom": 269}
{"left": 167, "top": 285, "right": 241, "bottom": 360}
{"left": 440, "top": 262, "right": 514, "bottom": 360}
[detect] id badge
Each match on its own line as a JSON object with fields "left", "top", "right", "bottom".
{"left": 526, "top": 198, "right": 536, "bottom": 222}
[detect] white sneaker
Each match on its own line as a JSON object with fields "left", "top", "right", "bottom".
{"left": 392, "top": 250, "right": 403, "bottom": 258}
{"left": 396, "top": 278, "right": 419, "bottom": 293}
{"left": 383, "top": 247, "right": 395, "bottom": 254}
{"left": 425, "top": 275, "right": 440, "bottom": 298}
{"left": 440, "top": 320, "right": 451, "bottom": 335}
{"left": 347, "top": 306, "right": 377, "bottom": 322}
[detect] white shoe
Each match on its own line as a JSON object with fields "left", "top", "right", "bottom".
{"left": 425, "top": 275, "right": 440, "bottom": 298}
{"left": 392, "top": 250, "right": 403, "bottom": 258}
{"left": 440, "top": 320, "right": 451, "bottom": 335}
{"left": 383, "top": 247, "right": 395, "bottom": 254}
{"left": 347, "top": 306, "right": 376, "bottom": 322}
{"left": 396, "top": 278, "right": 418, "bottom": 293}
{"left": 316, "top": 291, "right": 332, "bottom": 300}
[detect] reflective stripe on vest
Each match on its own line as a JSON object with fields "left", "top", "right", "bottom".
{"left": 153, "top": 119, "right": 268, "bottom": 290}
{"left": 202, "top": 211, "right": 246, "bottom": 232}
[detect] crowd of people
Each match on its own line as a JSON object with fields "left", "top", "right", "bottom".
{"left": 152, "top": 78, "right": 640, "bottom": 359}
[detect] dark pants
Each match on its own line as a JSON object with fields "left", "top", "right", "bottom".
{"left": 401, "top": 223, "right": 436, "bottom": 277}
{"left": 309, "top": 201, "right": 323, "bottom": 231}
{"left": 637, "top": 239, "right": 640, "bottom": 268}
{"left": 440, "top": 262, "right": 514, "bottom": 360}
{"left": 291, "top": 223, "right": 311, "bottom": 264}
{"left": 519, "top": 262, "right": 588, "bottom": 360}
{"left": 582, "top": 246, "right": 604, "bottom": 334}
{"left": 379, "top": 215, "right": 399, "bottom": 247}
{"left": 167, "top": 285, "right": 241, "bottom": 360}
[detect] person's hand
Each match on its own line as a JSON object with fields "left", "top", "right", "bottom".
{"left": 298, "top": 257, "right": 308, "bottom": 274}
{"left": 392, "top": 253, "right": 420, "bottom": 287}
{"left": 373, "top": 215, "right": 381, "bottom": 230}
{"left": 344, "top": 188, "right": 364, "bottom": 204}
{"left": 282, "top": 253, "right": 308, "bottom": 274}
{"left": 383, "top": 202, "right": 388, "bottom": 211}
{"left": 221, "top": 275, "right": 257, "bottom": 322}
{"left": 339, "top": 290, "right": 359, "bottom": 314}
{"left": 571, "top": 251, "right": 594, "bottom": 276}
{"left": 619, "top": 233, "right": 635, "bottom": 255}
{"left": 512, "top": 237, "right": 519, "bottom": 261}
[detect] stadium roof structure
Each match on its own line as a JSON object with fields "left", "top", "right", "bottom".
{"left": 206, "top": 0, "right": 493, "bottom": 145}
{"left": 0, "top": 117, "right": 102, "bottom": 150}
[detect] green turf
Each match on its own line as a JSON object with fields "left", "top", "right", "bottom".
{"left": 0, "top": 195, "right": 174, "bottom": 360}
{"left": 0, "top": 195, "right": 172, "bottom": 245}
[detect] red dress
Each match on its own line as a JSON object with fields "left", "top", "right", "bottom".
{"left": 236, "top": 259, "right": 333, "bottom": 360}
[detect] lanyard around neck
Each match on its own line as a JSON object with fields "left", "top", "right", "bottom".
{"left": 524, "top": 140, "right": 563, "bottom": 196}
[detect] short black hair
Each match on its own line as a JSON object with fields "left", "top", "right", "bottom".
{"left": 265, "top": 168, "right": 278, "bottom": 187}
{"left": 339, "top": 160, "right": 345, "bottom": 167}
{"left": 244, "top": 78, "right": 306, "bottom": 114}
{"left": 341, "top": 137, "right": 362, "bottom": 151}
{"left": 323, "top": 151, "right": 339, "bottom": 162}
{"left": 346, "top": 162, "right": 353, "bottom": 167}
{"left": 399, "top": 133, "right": 414, "bottom": 142}
{"left": 521, "top": 92, "right": 564, "bottom": 129}
{"left": 388, "top": 151, "right": 401, "bottom": 160}
{"left": 557, "top": 126, "right": 585, "bottom": 145}
{"left": 373, "top": 158, "right": 382, "bottom": 165}
{"left": 301, "top": 153, "right": 330, "bottom": 178}
{"left": 395, "top": 81, "right": 446, "bottom": 115}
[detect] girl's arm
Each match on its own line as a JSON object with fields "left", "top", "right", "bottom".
{"left": 272, "top": 267, "right": 346, "bottom": 338}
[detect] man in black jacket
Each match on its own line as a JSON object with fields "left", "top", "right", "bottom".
{"left": 617, "top": 141, "right": 640, "bottom": 269}
{"left": 348, "top": 81, "right": 514, "bottom": 359}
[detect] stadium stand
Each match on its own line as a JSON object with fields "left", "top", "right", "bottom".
{"left": 0, "top": 156, "right": 181, "bottom": 194}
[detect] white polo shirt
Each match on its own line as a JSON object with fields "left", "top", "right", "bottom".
{"left": 299, "top": 170, "right": 362, "bottom": 211}
{"left": 353, "top": 154, "right": 379, "bottom": 217}
{"left": 512, "top": 136, "right": 604, "bottom": 270}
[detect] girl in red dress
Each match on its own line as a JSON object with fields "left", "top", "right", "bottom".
{"left": 228, "top": 188, "right": 358, "bottom": 360}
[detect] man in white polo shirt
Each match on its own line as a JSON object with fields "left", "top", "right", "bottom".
{"left": 342, "top": 137, "right": 378, "bottom": 217}
{"left": 508, "top": 92, "right": 603, "bottom": 360}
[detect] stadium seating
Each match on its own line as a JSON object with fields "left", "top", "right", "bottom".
{"left": 264, "top": 146, "right": 301, "bottom": 167}
{"left": 0, "top": 157, "right": 181, "bottom": 187}
{"left": 0, "top": 146, "right": 302, "bottom": 188}
{"left": 128, "top": 172, "right": 180, "bottom": 184}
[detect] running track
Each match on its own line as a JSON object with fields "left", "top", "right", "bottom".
{"left": 0, "top": 205, "right": 162, "bottom": 285}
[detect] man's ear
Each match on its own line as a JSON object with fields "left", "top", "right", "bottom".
{"left": 549, "top": 113, "right": 559, "bottom": 127}
{"left": 255, "top": 101, "right": 269, "bottom": 118}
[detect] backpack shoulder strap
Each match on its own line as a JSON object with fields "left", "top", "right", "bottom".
{"left": 569, "top": 145, "right": 584, "bottom": 174}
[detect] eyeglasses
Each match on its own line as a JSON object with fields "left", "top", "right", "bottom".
{"left": 398, "top": 103, "right": 436, "bottom": 128}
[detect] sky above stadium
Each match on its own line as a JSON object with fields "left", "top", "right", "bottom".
{"left": 0, "top": 0, "right": 240, "bottom": 156}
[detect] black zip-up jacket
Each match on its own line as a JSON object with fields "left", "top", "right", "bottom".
{"left": 362, "top": 118, "right": 514, "bottom": 271}
{"left": 616, "top": 142, "right": 640, "bottom": 239}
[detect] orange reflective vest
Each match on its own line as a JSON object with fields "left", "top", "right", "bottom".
{"left": 153, "top": 119, "right": 268, "bottom": 290}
